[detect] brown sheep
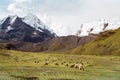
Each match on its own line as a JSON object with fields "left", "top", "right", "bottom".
{"left": 70, "top": 64, "right": 75, "bottom": 68}
{"left": 37, "top": 61, "right": 39, "bottom": 63}
{"left": 55, "top": 63, "right": 59, "bottom": 66}
{"left": 63, "top": 62, "right": 66, "bottom": 64}
{"left": 34, "top": 61, "right": 39, "bottom": 63}
{"left": 61, "top": 62, "right": 64, "bottom": 65}
{"left": 44, "top": 63, "right": 49, "bottom": 65}
{"left": 34, "top": 61, "right": 37, "bottom": 63}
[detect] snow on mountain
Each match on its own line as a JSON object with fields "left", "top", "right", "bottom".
{"left": 6, "top": 26, "right": 13, "bottom": 32}
{"left": 0, "top": 15, "right": 17, "bottom": 25}
{"left": 76, "top": 19, "right": 120, "bottom": 36}
{"left": 22, "top": 13, "right": 54, "bottom": 34}
{"left": 0, "top": 14, "right": 56, "bottom": 36}
{"left": 0, "top": 17, "right": 7, "bottom": 26}
{"left": 0, "top": 15, "right": 18, "bottom": 32}
{"left": 9, "top": 15, "right": 18, "bottom": 24}
{"left": 0, "top": 14, "right": 56, "bottom": 42}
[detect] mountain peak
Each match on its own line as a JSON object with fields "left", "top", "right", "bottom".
{"left": 0, "top": 14, "right": 56, "bottom": 43}
{"left": 76, "top": 19, "right": 120, "bottom": 36}
{"left": 0, "top": 15, "right": 18, "bottom": 26}
{"left": 24, "top": 13, "right": 38, "bottom": 20}
{"left": 22, "top": 14, "right": 55, "bottom": 34}
{"left": 9, "top": 15, "right": 18, "bottom": 24}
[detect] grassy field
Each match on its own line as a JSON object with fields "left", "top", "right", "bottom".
{"left": 0, "top": 50, "right": 120, "bottom": 80}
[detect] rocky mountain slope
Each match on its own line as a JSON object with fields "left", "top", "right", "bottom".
{"left": 0, "top": 14, "right": 56, "bottom": 43}
{"left": 1, "top": 34, "right": 96, "bottom": 52}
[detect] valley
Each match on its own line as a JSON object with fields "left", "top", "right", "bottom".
{"left": 0, "top": 50, "right": 120, "bottom": 80}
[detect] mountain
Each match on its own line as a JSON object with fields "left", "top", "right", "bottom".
{"left": 71, "top": 28, "right": 120, "bottom": 56}
{"left": 1, "top": 35, "right": 96, "bottom": 52}
{"left": 0, "top": 14, "right": 96, "bottom": 52}
{"left": 22, "top": 13, "right": 55, "bottom": 35}
{"left": 1, "top": 14, "right": 120, "bottom": 54}
{"left": 76, "top": 19, "right": 120, "bottom": 36}
{"left": 0, "top": 14, "right": 56, "bottom": 43}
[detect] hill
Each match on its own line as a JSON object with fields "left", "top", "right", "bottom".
{"left": 71, "top": 28, "right": 120, "bottom": 56}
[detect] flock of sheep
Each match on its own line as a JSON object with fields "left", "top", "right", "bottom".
{"left": 34, "top": 57, "right": 85, "bottom": 71}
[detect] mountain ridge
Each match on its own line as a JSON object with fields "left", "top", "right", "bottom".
{"left": 0, "top": 14, "right": 56, "bottom": 43}
{"left": 0, "top": 14, "right": 120, "bottom": 54}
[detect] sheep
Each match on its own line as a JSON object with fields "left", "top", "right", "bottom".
{"left": 65, "top": 64, "right": 69, "bottom": 67}
{"left": 34, "top": 61, "right": 39, "bottom": 63}
{"left": 70, "top": 64, "right": 75, "bottom": 68}
{"left": 70, "top": 63, "right": 84, "bottom": 71}
{"left": 61, "top": 62, "right": 64, "bottom": 65}
{"left": 34, "top": 61, "right": 37, "bottom": 63}
{"left": 54, "top": 63, "right": 59, "bottom": 66}
{"left": 44, "top": 63, "right": 49, "bottom": 65}
{"left": 74, "top": 63, "right": 84, "bottom": 71}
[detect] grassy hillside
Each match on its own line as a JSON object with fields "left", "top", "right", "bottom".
{"left": 71, "top": 28, "right": 120, "bottom": 56}
{"left": 0, "top": 50, "right": 120, "bottom": 80}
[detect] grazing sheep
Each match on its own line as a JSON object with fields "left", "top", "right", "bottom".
{"left": 74, "top": 63, "right": 84, "bottom": 71}
{"left": 61, "top": 62, "right": 64, "bottom": 65}
{"left": 70, "top": 64, "right": 75, "bottom": 68}
{"left": 74, "top": 64, "right": 79, "bottom": 68}
{"left": 65, "top": 64, "right": 69, "bottom": 67}
{"left": 44, "top": 63, "right": 49, "bottom": 65}
{"left": 55, "top": 63, "right": 59, "bottom": 66}
{"left": 34, "top": 61, "right": 39, "bottom": 63}
{"left": 63, "top": 62, "right": 66, "bottom": 64}
{"left": 70, "top": 63, "right": 84, "bottom": 71}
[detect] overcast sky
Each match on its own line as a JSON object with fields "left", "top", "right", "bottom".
{"left": 0, "top": 0, "right": 120, "bottom": 36}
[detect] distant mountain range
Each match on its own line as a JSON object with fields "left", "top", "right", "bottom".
{"left": 0, "top": 14, "right": 120, "bottom": 55}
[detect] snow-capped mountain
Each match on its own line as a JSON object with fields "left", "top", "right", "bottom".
{"left": 0, "top": 14, "right": 56, "bottom": 43}
{"left": 76, "top": 19, "right": 120, "bottom": 36}
{"left": 22, "top": 13, "right": 55, "bottom": 34}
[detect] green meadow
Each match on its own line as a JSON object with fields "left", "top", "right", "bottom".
{"left": 0, "top": 50, "right": 120, "bottom": 80}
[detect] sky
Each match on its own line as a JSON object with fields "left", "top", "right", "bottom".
{"left": 0, "top": 0, "right": 120, "bottom": 36}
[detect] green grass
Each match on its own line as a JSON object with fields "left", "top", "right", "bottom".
{"left": 0, "top": 50, "right": 120, "bottom": 80}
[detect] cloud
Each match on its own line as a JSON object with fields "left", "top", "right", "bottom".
{"left": 7, "top": 0, "right": 32, "bottom": 16}
{"left": 36, "top": 12, "right": 73, "bottom": 36}
{"left": 5, "top": 0, "right": 120, "bottom": 36}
